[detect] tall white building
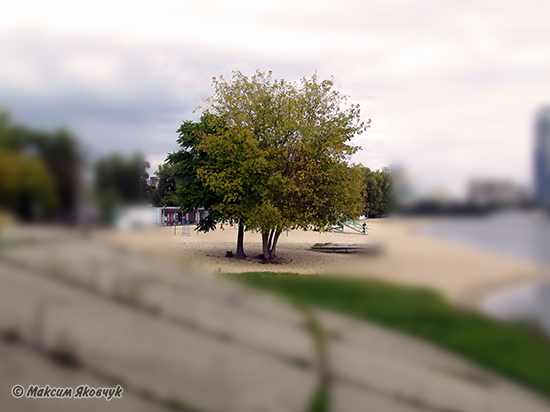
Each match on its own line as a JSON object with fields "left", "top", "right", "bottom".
{"left": 535, "top": 107, "right": 550, "bottom": 207}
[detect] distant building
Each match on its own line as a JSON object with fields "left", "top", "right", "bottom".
{"left": 467, "top": 179, "right": 527, "bottom": 206}
{"left": 149, "top": 176, "right": 159, "bottom": 187}
{"left": 535, "top": 107, "right": 550, "bottom": 207}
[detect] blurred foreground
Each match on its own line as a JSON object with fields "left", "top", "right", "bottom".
{"left": 1, "top": 224, "right": 550, "bottom": 412}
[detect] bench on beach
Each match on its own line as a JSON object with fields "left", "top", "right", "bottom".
{"left": 310, "top": 244, "right": 382, "bottom": 254}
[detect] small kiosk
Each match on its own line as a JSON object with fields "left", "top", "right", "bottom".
{"left": 161, "top": 207, "right": 207, "bottom": 226}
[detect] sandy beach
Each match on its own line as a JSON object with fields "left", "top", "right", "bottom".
{"left": 103, "top": 218, "right": 545, "bottom": 306}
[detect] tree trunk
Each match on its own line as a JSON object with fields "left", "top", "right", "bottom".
{"left": 261, "top": 232, "right": 271, "bottom": 260}
{"left": 235, "top": 222, "right": 247, "bottom": 259}
{"left": 269, "top": 230, "right": 282, "bottom": 259}
{"left": 267, "top": 230, "right": 274, "bottom": 252}
{"left": 260, "top": 229, "right": 282, "bottom": 261}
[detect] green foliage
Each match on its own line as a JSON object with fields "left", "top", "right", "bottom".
{"left": 308, "top": 381, "right": 330, "bottom": 412}
{"left": 0, "top": 111, "right": 81, "bottom": 221}
{"left": 201, "top": 71, "right": 367, "bottom": 230}
{"left": 195, "top": 71, "right": 368, "bottom": 259}
{"left": 167, "top": 114, "right": 228, "bottom": 232}
{"left": 225, "top": 272, "right": 550, "bottom": 398}
{"left": 34, "top": 129, "right": 81, "bottom": 219}
{"left": 361, "top": 166, "right": 392, "bottom": 217}
{"left": 0, "top": 148, "right": 58, "bottom": 219}
{"left": 150, "top": 163, "right": 179, "bottom": 207}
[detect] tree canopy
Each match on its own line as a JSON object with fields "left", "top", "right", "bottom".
{"left": 0, "top": 148, "right": 58, "bottom": 220}
{"left": 194, "top": 70, "right": 369, "bottom": 260}
{"left": 150, "top": 163, "right": 179, "bottom": 208}
{"left": 361, "top": 167, "right": 392, "bottom": 217}
{"left": 0, "top": 111, "right": 80, "bottom": 222}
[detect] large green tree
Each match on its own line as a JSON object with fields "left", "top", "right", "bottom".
{"left": 198, "top": 71, "right": 368, "bottom": 260}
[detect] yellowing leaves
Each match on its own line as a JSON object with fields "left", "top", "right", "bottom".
{"left": 197, "top": 70, "right": 368, "bottom": 237}
{"left": 0, "top": 148, "right": 58, "bottom": 214}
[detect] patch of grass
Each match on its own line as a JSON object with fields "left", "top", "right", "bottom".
{"left": 308, "top": 381, "right": 330, "bottom": 412}
{"left": 312, "top": 243, "right": 338, "bottom": 247}
{"left": 303, "top": 305, "right": 331, "bottom": 412}
{"left": 224, "top": 272, "right": 550, "bottom": 398}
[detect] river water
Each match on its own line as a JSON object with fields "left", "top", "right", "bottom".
{"left": 420, "top": 211, "right": 550, "bottom": 335}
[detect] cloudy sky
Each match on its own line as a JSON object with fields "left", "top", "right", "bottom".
{"left": 2, "top": 0, "right": 550, "bottom": 197}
